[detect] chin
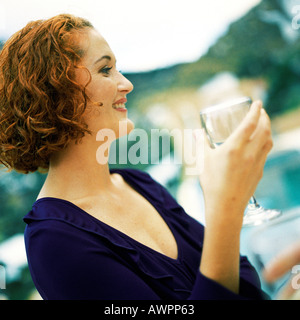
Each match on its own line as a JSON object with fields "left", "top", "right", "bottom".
{"left": 127, "top": 119, "right": 135, "bottom": 134}
{"left": 117, "top": 118, "right": 134, "bottom": 138}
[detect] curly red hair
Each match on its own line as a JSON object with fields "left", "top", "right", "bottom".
{"left": 0, "top": 14, "right": 94, "bottom": 173}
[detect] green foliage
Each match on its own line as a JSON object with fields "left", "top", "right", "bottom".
{"left": 0, "top": 170, "right": 46, "bottom": 241}
{"left": 124, "top": 0, "right": 300, "bottom": 116}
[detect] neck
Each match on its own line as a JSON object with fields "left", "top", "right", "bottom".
{"left": 39, "top": 137, "right": 115, "bottom": 201}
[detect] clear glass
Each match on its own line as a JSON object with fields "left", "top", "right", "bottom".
{"left": 248, "top": 207, "right": 300, "bottom": 298}
{"left": 200, "top": 96, "right": 281, "bottom": 227}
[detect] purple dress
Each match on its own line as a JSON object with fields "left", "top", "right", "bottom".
{"left": 23, "top": 168, "right": 266, "bottom": 300}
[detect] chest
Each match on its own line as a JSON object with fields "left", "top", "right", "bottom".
{"left": 75, "top": 189, "right": 179, "bottom": 260}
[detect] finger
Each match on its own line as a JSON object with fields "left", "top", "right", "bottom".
{"left": 263, "top": 242, "right": 300, "bottom": 282}
{"left": 246, "top": 110, "right": 273, "bottom": 169}
{"left": 227, "top": 100, "right": 262, "bottom": 145}
{"left": 275, "top": 278, "right": 299, "bottom": 300}
{"left": 250, "top": 108, "right": 272, "bottom": 149}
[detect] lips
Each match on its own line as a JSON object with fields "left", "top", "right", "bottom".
{"left": 112, "top": 98, "right": 127, "bottom": 110}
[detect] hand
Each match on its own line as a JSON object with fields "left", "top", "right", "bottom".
{"left": 194, "top": 100, "right": 273, "bottom": 294}
{"left": 196, "top": 100, "right": 273, "bottom": 226}
{"left": 263, "top": 241, "right": 300, "bottom": 300}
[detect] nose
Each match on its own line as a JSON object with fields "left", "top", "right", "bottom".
{"left": 118, "top": 72, "right": 134, "bottom": 94}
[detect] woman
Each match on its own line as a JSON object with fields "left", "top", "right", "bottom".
{"left": 0, "top": 14, "right": 272, "bottom": 300}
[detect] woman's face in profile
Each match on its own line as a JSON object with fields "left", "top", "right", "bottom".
{"left": 76, "top": 28, "right": 134, "bottom": 137}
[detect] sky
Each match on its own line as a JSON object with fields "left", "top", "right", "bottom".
{"left": 0, "top": 0, "right": 261, "bottom": 72}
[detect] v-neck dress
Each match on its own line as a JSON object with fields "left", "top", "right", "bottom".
{"left": 23, "top": 168, "right": 267, "bottom": 300}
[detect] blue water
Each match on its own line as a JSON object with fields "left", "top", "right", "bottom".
{"left": 255, "top": 149, "right": 300, "bottom": 211}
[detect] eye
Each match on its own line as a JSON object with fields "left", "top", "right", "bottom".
{"left": 99, "top": 66, "right": 112, "bottom": 75}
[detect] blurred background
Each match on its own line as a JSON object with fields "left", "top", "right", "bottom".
{"left": 1, "top": 0, "right": 300, "bottom": 299}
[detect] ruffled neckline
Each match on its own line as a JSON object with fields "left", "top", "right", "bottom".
{"left": 24, "top": 168, "right": 183, "bottom": 264}
{"left": 24, "top": 168, "right": 203, "bottom": 297}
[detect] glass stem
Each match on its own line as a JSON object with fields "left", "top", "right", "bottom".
{"left": 247, "top": 195, "right": 263, "bottom": 214}
{"left": 249, "top": 196, "right": 260, "bottom": 208}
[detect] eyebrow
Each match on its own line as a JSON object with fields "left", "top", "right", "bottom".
{"left": 93, "top": 55, "right": 112, "bottom": 65}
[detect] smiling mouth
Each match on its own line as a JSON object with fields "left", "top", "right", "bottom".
{"left": 112, "top": 103, "right": 126, "bottom": 109}
{"left": 112, "top": 97, "right": 127, "bottom": 111}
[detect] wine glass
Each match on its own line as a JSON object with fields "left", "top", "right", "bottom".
{"left": 248, "top": 206, "right": 300, "bottom": 298}
{"left": 199, "top": 96, "right": 281, "bottom": 227}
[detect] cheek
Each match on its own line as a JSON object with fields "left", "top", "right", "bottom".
{"left": 75, "top": 67, "right": 91, "bottom": 89}
{"left": 88, "top": 79, "right": 117, "bottom": 105}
